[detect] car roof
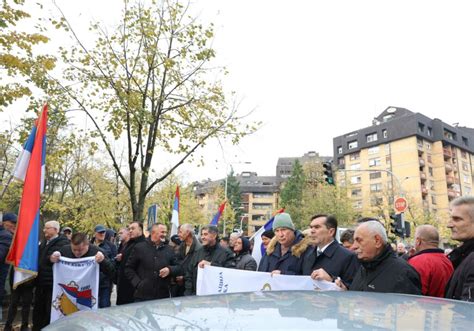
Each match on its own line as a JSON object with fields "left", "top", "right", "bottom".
{"left": 45, "top": 291, "right": 473, "bottom": 330}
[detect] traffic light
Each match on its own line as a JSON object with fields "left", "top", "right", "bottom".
{"left": 389, "top": 213, "right": 403, "bottom": 237}
{"left": 323, "top": 162, "right": 335, "bottom": 185}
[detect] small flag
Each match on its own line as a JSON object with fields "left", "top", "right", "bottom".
{"left": 7, "top": 104, "right": 48, "bottom": 288}
{"left": 251, "top": 208, "right": 284, "bottom": 267}
{"left": 170, "top": 186, "right": 179, "bottom": 236}
{"left": 210, "top": 201, "right": 226, "bottom": 226}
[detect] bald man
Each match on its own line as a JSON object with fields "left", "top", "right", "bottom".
{"left": 408, "top": 225, "right": 453, "bottom": 297}
{"left": 336, "top": 221, "right": 421, "bottom": 294}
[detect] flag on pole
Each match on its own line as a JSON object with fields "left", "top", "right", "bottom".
{"left": 210, "top": 201, "right": 226, "bottom": 226}
{"left": 251, "top": 208, "right": 284, "bottom": 267}
{"left": 170, "top": 186, "right": 179, "bottom": 236}
{"left": 7, "top": 104, "right": 48, "bottom": 288}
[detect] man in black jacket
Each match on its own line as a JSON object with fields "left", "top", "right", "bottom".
{"left": 116, "top": 222, "right": 146, "bottom": 305}
{"left": 124, "top": 223, "right": 180, "bottom": 301}
{"left": 50, "top": 232, "right": 115, "bottom": 313}
{"left": 174, "top": 223, "right": 201, "bottom": 296}
{"left": 184, "top": 225, "right": 235, "bottom": 296}
{"left": 299, "top": 214, "right": 359, "bottom": 287}
{"left": 0, "top": 213, "right": 16, "bottom": 324}
{"left": 336, "top": 221, "right": 421, "bottom": 295}
{"left": 445, "top": 196, "right": 474, "bottom": 302}
{"left": 32, "top": 221, "right": 69, "bottom": 331}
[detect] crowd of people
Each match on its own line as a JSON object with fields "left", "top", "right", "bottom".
{"left": 0, "top": 195, "right": 473, "bottom": 330}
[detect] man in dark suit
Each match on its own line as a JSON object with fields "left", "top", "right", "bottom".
{"left": 299, "top": 214, "right": 359, "bottom": 286}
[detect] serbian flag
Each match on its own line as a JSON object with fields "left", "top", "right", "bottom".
{"left": 7, "top": 104, "right": 48, "bottom": 288}
{"left": 170, "top": 186, "right": 179, "bottom": 236}
{"left": 210, "top": 201, "right": 226, "bottom": 226}
{"left": 251, "top": 208, "right": 284, "bottom": 267}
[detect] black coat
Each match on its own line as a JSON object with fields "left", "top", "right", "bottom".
{"left": 36, "top": 235, "right": 70, "bottom": 287}
{"left": 299, "top": 240, "right": 360, "bottom": 286}
{"left": 258, "top": 230, "right": 306, "bottom": 275}
{"left": 445, "top": 239, "right": 474, "bottom": 302}
{"left": 124, "top": 238, "right": 181, "bottom": 300}
{"left": 350, "top": 245, "right": 421, "bottom": 295}
{"left": 0, "top": 226, "right": 12, "bottom": 292}
{"left": 184, "top": 243, "right": 236, "bottom": 296}
{"left": 115, "top": 235, "right": 145, "bottom": 305}
{"left": 59, "top": 244, "right": 115, "bottom": 289}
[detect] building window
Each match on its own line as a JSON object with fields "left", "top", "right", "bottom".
{"left": 417, "top": 138, "right": 423, "bottom": 148}
{"left": 370, "top": 183, "right": 383, "bottom": 192}
{"left": 462, "top": 137, "right": 469, "bottom": 146}
{"left": 350, "top": 163, "right": 361, "bottom": 170}
{"left": 382, "top": 129, "right": 387, "bottom": 138}
{"left": 348, "top": 140, "right": 358, "bottom": 149}
{"left": 462, "top": 162, "right": 469, "bottom": 172}
{"left": 353, "top": 200, "right": 363, "bottom": 209}
{"left": 371, "top": 196, "right": 384, "bottom": 206}
{"left": 427, "top": 127, "right": 432, "bottom": 136}
{"left": 369, "top": 158, "right": 381, "bottom": 167}
{"left": 461, "top": 150, "right": 467, "bottom": 158}
{"left": 425, "top": 142, "right": 431, "bottom": 150}
{"left": 385, "top": 155, "right": 391, "bottom": 165}
{"left": 427, "top": 154, "right": 432, "bottom": 163}
{"left": 351, "top": 176, "right": 361, "bottom": 184}
{"left": 366, "top": 132, "right": 378, "bottom": 143}
{"left": 444, "top": 129, "right": 456, "bottom": 140}
{"left": 253, "top": 193, "right": 273, "bottom": 198}
{"left": 338, "top": 146, "right": 342, "bottom": 154}
{"left": 368, "top": 146, "right": 379, "bottom": 155}
{"left": 351, "top": 189, "right": 362, "bottom": 197}
{"left": 428, "top": 167, "right": 433, "bottom": 176}
{"left": 370, "top": 171, "right": 382, "bottom": 180}
{"left": 338, "top": 157, "right": 345, "bottom": 166}
{"left": 349, "top": 152, "right": 360, "bottom": 161}
{"left": 346, "top": 132, "right": 358, "bottom": 138}
{"left": 463, "top": 175, "right": 471, "bottom": 184}
{"left": 252, "top": 203, "right": 273, "bottom": 210}
{"left": 383, "top": 114, "right": 394, "bottom": 122}
{"left": 418, "top": 122, "right": 425, "bottom": 133}
{"left": 429, "top": 180, "right": 435, "bottom": 190}
{"left": 431, "top": 195, "right": 437, "bottom": 205}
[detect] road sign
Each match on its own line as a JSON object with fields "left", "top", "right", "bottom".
{"left": 394, "top": 197, "right": 408, "bottom": 213}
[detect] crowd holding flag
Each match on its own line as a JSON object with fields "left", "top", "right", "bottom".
{"left": 210, "top": 200, "right": 227, "bottom": 226}
{"left": 6, "top": 104, "right": 48, "bottom": 288}
{"left": 170, "top": 186, "right": 180, "bottom": 236}
{"left": 251, "top": 208, "right": 284, "bottom": 266}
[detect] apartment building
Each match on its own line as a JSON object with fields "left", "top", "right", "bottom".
{"left": 333, "top": 106, "right": 473, "bottom": 217}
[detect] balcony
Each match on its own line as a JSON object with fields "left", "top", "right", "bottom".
{"left": 420, "top": 172, "right": 427, "bottom": 181}
{"left": 446, "top": 175, "right": 455, "bottom": 185}
{"left": 419, "top": 158, "right": 425, "bottom": 167}
{"left": 421, "top": 185, "right": 428, "bottom": 195}
{"left": 443, "top": 148, "right": 452, "bottom": 159}
{"left": 445, "top": 162, "right": 453, "bottom": 173}
{"left": 447, "top": 189, "right": 461, "bottom": 200}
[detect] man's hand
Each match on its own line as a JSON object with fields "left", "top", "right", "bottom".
{"left": 50, "top": 251, "right": 61, "bottom": 263}
{"left": 115, "top": 253, "right": 123, "bottom": 262}
{"left": 159, "top": 267, "right": 170, "bottom": 278}
{"left": 335, "top": 278, "right": 348, "bottom": 291}
{"left": 310, "top": 268, "right": 332, "bottom": 282}
{"left": 271, "top": 270, "right": 281, "bottom": 277}
{"left": 198, "top": 260, "right": 211, "bottom": 268}
{"left": 95, "top": 251, "right": 105, "bottom": 263}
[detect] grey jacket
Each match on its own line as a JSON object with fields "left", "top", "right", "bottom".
{"left": 235, "top": 252, "right": 257, "bottom": 271}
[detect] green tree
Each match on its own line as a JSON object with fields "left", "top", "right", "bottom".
{"left": 222, "top": 168, "right": 242, "bottom": 229}
{"left": 279, "top": 160, "right": 305, "bottom": 224}
{"left": 53, "top": 0, "right": 258, "bottom": 222}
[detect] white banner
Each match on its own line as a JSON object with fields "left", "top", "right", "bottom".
{"left": 51, "top": 256, "right": 99, "bottom": 323}
{"left": 196, "top": 265, "right": 341, "bottom": 296}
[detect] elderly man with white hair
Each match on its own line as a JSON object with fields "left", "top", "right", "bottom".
{"left": 32, "top": 220, "right": 70, "bottom": 331}
{"left": 336, "top": 221, "right": 421, "bottom": 294}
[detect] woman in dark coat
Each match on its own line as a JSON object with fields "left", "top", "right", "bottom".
{"left": 234, "top": 237, "right": 257, "bottom": 271}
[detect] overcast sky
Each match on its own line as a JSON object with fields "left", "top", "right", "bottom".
{"left": 4, "top": 0, "right": 474, "bottom": 183}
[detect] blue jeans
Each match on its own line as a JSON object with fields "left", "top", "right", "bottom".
{"left": 98, "top": 287, "right": 111, "bottom": 308}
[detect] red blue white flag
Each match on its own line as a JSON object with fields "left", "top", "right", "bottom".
{"left": 210, "top": 200, "right": 227, "bottom": 226}
{"left": 7, "top": 104, "right": 48, "bottom": 288}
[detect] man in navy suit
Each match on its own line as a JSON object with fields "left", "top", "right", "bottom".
{"left": 299, "top": 214, "right": 359, "bottom": 286}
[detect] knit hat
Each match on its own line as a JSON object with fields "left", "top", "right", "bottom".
{"left": 2, "top": 213, "right": 18, "bottom": 223}
{"left": 272, "top": 213, "right": 295, "bottom": 231}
